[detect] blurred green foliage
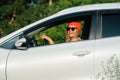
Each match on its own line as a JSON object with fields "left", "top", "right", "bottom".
{"left": 35, "top": 23, "right": 67, "bottom": 45}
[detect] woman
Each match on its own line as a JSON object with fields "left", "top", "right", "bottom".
{"left": 41, "top": 21, "right": 82, "bottom": 44}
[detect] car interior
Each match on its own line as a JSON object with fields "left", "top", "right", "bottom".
{"left": 23, "top": 15, "right": 92, "bottom": 48}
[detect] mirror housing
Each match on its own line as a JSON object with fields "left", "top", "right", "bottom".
{"left": 15, "top": 38, "right": 27, "bottom": 50}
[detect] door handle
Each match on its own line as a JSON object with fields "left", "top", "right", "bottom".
{"left": 72, "top": 51, "right": 91, "bottom": 57}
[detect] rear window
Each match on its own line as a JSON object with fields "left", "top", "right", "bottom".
{"left": 102, "top": 14, "right": 120, "bottom": 38}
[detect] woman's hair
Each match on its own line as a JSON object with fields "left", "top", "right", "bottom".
{"left": 66, "top": 32, "right": 70, "bottom": 42}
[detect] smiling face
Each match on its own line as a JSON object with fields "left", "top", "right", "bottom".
{"left": 67, "top": 25, "right": 80, "bottom": 38}
{"left": 66, "top": 21, "right": 82, "bottom": 42}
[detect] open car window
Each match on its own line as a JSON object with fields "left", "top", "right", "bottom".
{"left": 25, "top": 14, "right": 93, "bottom": 47}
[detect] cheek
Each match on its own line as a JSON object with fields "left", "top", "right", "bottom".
{"left": 74, "top": 30, "right": 79, "bottom": 36}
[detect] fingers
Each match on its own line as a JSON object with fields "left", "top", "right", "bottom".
{"left": 40, "top": 34, "right": 55, "bottom": 44}
{"left": 41, "top": 34, "right": 49, "bottom": 40}
{"left": 41, "top": 34, "right": 45, "bottom": 39}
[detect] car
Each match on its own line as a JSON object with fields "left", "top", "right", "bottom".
{"left": 0, "top": 3, "right": 120, "bottom": 80}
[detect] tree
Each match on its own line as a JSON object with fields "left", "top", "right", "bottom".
{"left": 0, "top": 28, "right": 3, "bottom": 38}
{"left": 49, "top": 0, "right": 52, "bottom": 6}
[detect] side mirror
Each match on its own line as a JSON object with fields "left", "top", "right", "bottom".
{"left": 15, "top": 38, "right": 27, "bottom": 50}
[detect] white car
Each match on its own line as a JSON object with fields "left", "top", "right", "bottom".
{"left": 0, "top": 3, "right": 120, "bottom": 80}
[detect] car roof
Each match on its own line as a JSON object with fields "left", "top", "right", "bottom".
{"left": 57, "top": 2, "right": 120, "bottom": 15}
{"left": 0, "top": 3, "right": 120, "bottom": 44}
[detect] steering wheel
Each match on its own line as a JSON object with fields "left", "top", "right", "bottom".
{"left": 43, "top": 39, "right": 49, "bottom": 45}
{"left": 27, "top": 37, "right": 37, "bottom": 47}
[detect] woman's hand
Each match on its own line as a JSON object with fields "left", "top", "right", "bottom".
{"left": 41, "top": 34, "right": 55, "bottom": 44}
{"left": 41, "top": 34, "right": 50, "bottom": 40}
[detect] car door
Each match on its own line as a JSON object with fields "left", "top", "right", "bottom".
{"left": 95, "top": 10, "right": 120, "bottom": 80}
{"left": 0, "top": 48, "right": 10, "bottom": 80}
{"left": 7, "top": 40, "right": 95, "bottom": 80}
{"left": 6, "top": 12, "right": 96, "bottom": 80}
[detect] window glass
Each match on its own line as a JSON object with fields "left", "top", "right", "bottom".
{"left": 1, "top": 36, "right": 20, "bottom": 49}
{"left": 102, "top": 14, "right": 120, "bottom": 38}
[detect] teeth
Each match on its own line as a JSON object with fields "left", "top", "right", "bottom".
{"left": 69, "top": 32, "right": 73, "bottom": 33}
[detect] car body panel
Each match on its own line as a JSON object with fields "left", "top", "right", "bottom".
{"left": 0, "top": 48, "right": 10, "bottom": 80}
{"left": 58, "top": 3, "right": 120, "bottom": 15}
{"left": 95, "top": 37, "right": 120, "bottom": 79}
{"left": 7, "top": 40, "right": 94, "bottom": 80}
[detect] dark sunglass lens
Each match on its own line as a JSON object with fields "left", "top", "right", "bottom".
{"left": 67, "top": 27, "right": 76, "bottom": 31}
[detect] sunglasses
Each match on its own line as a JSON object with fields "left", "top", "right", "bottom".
{"left": 67, "top": 27, "right": 77, "bottom": 31}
